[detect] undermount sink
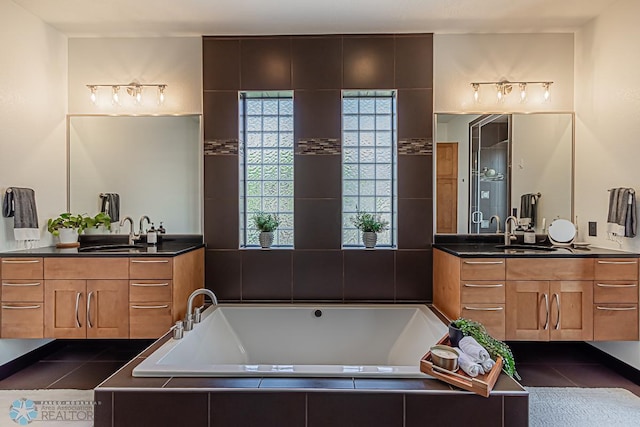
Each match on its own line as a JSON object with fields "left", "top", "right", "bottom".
{"left": 495, "top": 244, "right": 557, "bottom": 251}
{"left": 78, "top": 244, "right": 145, "bottom": 252}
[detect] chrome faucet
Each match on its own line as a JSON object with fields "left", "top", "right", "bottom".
{"left": 490, "top": 215, "right": 502, "bottom": 233}
{"left": 184, "top": 288, "right": 218, "bottom": 331}
{"left": 504, "top": 216, "right": 518, "bottom": 245}
{"left": 119, "top": 216, "right": 139, "bottom": 245}
{"left": 139, "top": 215, "right": 151, "bottom": 236}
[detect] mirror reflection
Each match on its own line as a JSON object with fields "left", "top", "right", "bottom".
{"left": 68, "top": 115, "right": 202, "bottom": 234}
{"left": 435, "top": 113, "right": 573, "bottom": 234}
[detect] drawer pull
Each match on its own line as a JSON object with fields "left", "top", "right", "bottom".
{"left": 131, "top": 260, "right": 169, "bottom": 264}
{"left": 543, "top": 293, "right": 549, "bottom": 330}
{"left": 552, "top": 293, "right": 560, "bottom": 330}
{"left": 131, "top": 304, "right": 169, "bottom": 309}
{"left": 463, "top": 261, "right": 504, "bottom": 265}
{"left": 1, "top": 259, "right": 40, "bottom": 264}
{"left": 75, "top": 292, "right": 82, "bottom": 328}
{"left": 596, "top": 306, "right": 637, "bottom": 311}
{"left": 2, "top": 282, "right": 41, "bottom": 287}
{"left": 131, "top": 283, "right": 169, "bottom": 287}
{"left": 463, "top": 306, "right": 503, "bottom": 311}
{"left": 597, "top": 260, "right": 638, "bottom": 265}
{"left": 463, "top": 283, "right": 504, "bottom": 288}
{"left": 2, "top": 304, "right": 41, "bottom": 310}
{"left": 596, "top": 283, "right": 637, "bottom": 288}
{"left": 87, "top": 291, "right": 93, "bottom": 329}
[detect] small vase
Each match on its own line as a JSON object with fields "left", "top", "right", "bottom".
{"left": 58, "top": 228, "right": 79, "bottom": 245}
{"left": 362, "top": 231, "right": 377, "bottom": 249}
{"left": 259, "top": 231, "right": 274, "bottom": 248}
{"left": 448, "top": 322, "right": 464, "bottom": 347}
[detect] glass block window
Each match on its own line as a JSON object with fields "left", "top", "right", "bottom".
{"left": 342, "top": 90, "right": 397, "bottom": 247}
{"left": 239, "top": 91, "right": 294, "bottom": 248}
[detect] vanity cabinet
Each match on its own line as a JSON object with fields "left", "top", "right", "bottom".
{"left": 129, "top": 257, "right": 174, "bottom": 339}
{"left": 593, "top": 259, "right": 639, "bottom": 341}
{"left": 1, "top": 258, "right": 45, "bottom": 338}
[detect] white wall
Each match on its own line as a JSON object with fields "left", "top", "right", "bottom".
{"left": 434, "top": 33, "right": 574, "bottom": 113}
{"left": 574, "top": 0, "right": 640, "bottom": 369}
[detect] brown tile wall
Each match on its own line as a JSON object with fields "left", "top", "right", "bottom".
{"left": 203, "top": 34, "right": 433, "bottom": 302}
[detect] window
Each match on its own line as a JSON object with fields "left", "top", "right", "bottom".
{"left": 342, "top": 90, "right": 397, "bottom": 247}
{"left": 239, "top": 91, "right": 294, "bottom": 248}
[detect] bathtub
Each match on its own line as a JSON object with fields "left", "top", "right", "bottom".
{"left": 133, "top": 304, "right": 447, "bottom": 378}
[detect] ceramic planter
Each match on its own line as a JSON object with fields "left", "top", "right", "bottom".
{"left": 259, "top": 231, "right": 274, "bottom": 248}
{"left": 362, "top": 231, "right": 377, "bottom": 248}
{"left": 58, "top": 228, "right": 79, "bottom": 244}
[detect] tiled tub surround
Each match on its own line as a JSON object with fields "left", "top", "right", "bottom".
{"left": 203, "top": 34, "right": 434, "bottom": 303}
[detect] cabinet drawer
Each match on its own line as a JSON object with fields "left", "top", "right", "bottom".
{"left": 460, "top": 281, "right": 505, "bottom": 303}
{"left": 129, "top": 280, "right": 173, "bottom": 302}
{"left": 460, "top": 304, "right": 505, "bottom": 340}
{"left": 594, "top": 258, "right": 638, "bottom": 281}
{"left": 129, "top": 258, "right": 173, "bottom": 279}
{"left": 506, "top": 258, "right": 593, "bottom": 280}
{"left": 44, "top": 258, "right": 128, "bottom": 279}
{"left": 593, "top": 304, "right": 639, "bottom": 341}
{"left": 594, "top": 282, "right": 638, "bottom": 304}
{"left": 1, "top": 280, "right": 43, "bottom": 302}
{"left": 460, "top": 259, "right": 505, "bottom": 281}
{"left": 1, "top": 303, "right": 44, "bottom": 338}
{"left": 1, "top": 258, "right": 43, "bottom": 279}
{"left": 129, "top": 303, "right": 172, "bottom": 338}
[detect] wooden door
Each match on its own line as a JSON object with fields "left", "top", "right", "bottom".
{"left": 436, "top": 142, "right": 458, "bottom": 233}
{"left": 506, "top": 281, "right": 550, "bottom": 341}
{"left": 44, "top": 280, "right": 86, "bottom": 338}
{"left": 86, "top": 280, "right": 129, "bottom": 338}
{"left": 549, "top": 281, "right": 593, "bottom": 341}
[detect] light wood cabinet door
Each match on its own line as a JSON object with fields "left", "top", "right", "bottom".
{"left": 129, "top": 258, "right": 173, "bottom": 279}
{"left": 549, "top": 281, "right": 593, "bottom": 341}
{"left": 1, "top": 303, "right": 44, "bottom": 338}
{"left": 2, "top": 280, "right": 43, "bottom": 302}
{"left": 594, "top": 281, "right": 639, "bottom": 304}
{"left": 594, "top": 258, "right": 638, "bottom": 281}
{"left": 44, "top": 280, "right": 86, "bottom": 338}
{"left": 129, "top": 303, "right": 172, "bottom": 339}
{"left": 460, "top": 259, "right": 505, "bottom": 281}
{"left": 594, "top": 304, "right": 639, "bottom": 340}
{"left": 461, "top": 303, "right": 505, "bottom": 340}
{"left": 1, "top": 258, "right": 43, "bottom": 279}
{"left": 506, "top": 281, "right": 550, "bottom": 341}
{"left": 86, "top": 280, "right": 129, "bottom": 338}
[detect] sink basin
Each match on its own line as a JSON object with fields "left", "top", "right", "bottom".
{"left": 495, "top": 244, "right": 557, "bottom": 251}
{"left": 78, "top": 244, "right": 145, "bottom": 252}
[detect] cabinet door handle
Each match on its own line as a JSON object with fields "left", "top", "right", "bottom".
{"left": 86, "top": 291, "right": 93, "bottom": 329}
{"left": 131, "top": 260, "right": 169, "bottom": 264}
{"left": 552, "top": 293, "right": 560, "bottom": 330}
{"left": 596, "top": 306, "right": 637, "bottom": 311}
{"left": 543, "top": 293, "right": 549, "bottom": 330}
{"left": 463, "top": 260, "right": 504, "bottom": 265}
{"left": 131, "top": 283, "right": 169, "bottom": 287}
{"left": 2, "top": 304, "right": 41, "bottom": 310}
{"left": 597, "top": 260, "right": 637, "bottom": 265}
{"left": 131, "top": 304, "right": 169, "bottom": 309}
{"left": 75, "top": 292, "right": 82, "bottom": 328}
{"left": 463, "top": 306, "right": 503, "bottom": 311}
{"left": 596, "top": 283, "right": 637, "bottom": 288}
{"left": 463, "top": 283, "right": 503, "bottom": 288}
{"left": 1, "top": 259, "right": 40, "bottom": 264}
{"left": 2, "top": 282, "right": 41, "bottom": 287}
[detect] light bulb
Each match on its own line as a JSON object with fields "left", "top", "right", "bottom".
{"left": 158, "top": 85, "right": 166, "bottom": 105}
{"left": 543, "top": 83, "right": 551, "bottom": 101}
{"left": 496, "top": 84, "right": 503, "bottom": 102}
{"left": 519, "top": 83, "right": 527, "bottom": 102}
{"left": 112, "top": 86, "right": 120, "bottom": 105}
{"left": 89, "top": 86, "right": 97, "bottom": 104}
{"left": 472, "top": 84, "right": 479, "bottom": 103}
{"left": 136, "top": 88, "right": 142, "bottom": 104}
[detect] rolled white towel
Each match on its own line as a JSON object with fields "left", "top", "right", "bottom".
{"left": 459, "top": 336, "right": 490, "bottom": 363}
{"left": 454, "top": 347, "right": 484, "bottom": 377}
{"left": 481, "top": 357, "right": 495, "bottom": 373}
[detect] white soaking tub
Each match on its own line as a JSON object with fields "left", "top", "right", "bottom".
{"left": 133, "top": 304, "right": 447, "bottom": 378}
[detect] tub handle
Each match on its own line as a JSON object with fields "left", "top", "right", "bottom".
{"left": 75, "top": 292, "right": 82, "bottom": 328}
{"left": 131, "top": 282, "right": 169, "bottom": 287}
{"left": 2, "top": 304, "right": 41, "bottom": 310}
{"left": 87, "top": 291, "right": 93, "bottom": 329}
{"left": 131, "top": 304, "right": 169, "bottom": 309}
{"left": 2, "top": 282, "right": 41, "bottom": 287}
{"left": 596, "top": 283, "right": 637, "bottom": 288}
{"left": 596, "top": 306, "right": 637, "bottom": 311}
{"left": 463, "top": 306, "right": 503, "bottom": 311}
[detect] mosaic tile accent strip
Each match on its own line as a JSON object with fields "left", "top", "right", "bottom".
{"left": 204, "top": 139, "right": 238, "bottom": 155}
{"left": 398, "top": 138, "right": 433, "bottom": 155}
{"left": 296, "top": 138, "right": 341, "bottom": 155}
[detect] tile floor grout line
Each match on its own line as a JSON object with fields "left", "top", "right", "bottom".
{"left": 46, "top": 360, "right": 94, "bottom": 389}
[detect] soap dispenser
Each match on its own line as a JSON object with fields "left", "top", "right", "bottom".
{"left": 147, "top": 223, "right": 157, "bottom": 245}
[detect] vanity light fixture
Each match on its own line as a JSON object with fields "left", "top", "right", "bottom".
{"left": 158, "top": 85, "right": 166, "bottom": 105}
{"left": 88, "top": 85, "right": 97, "bottom": 104}
{"left": 542, "top": 82, "right": 551, "bottom": 101}
{"left": 471, "top": 80, "right": 553, "bottom": 103}
{"left": 112, "top": 86, "right": 120, "bottom": 105}
{"left": 86, "top": 82, "right": 168, "bottom": 106}
{"left": 519, "top": 83, "right": 527, "bottom": 102}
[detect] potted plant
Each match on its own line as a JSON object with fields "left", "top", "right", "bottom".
{"left": 351, "top": 210, "right": 389, "bottom": 248}
{"left": 47, "top": 213, "right": 85, "bottom": 244}
{"left": 251, "top": 211, "right": 280, "bottom": 248}
{"left": 82, "top": 212, "right": 112, "bottom": 234}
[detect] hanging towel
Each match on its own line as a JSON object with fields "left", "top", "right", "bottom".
{"left": 520, "top": 193, "right": 539, "bottom": 228}
{"left": 100, "top": 193, "right": 120, "bottom": 222}
{"left": 607, "top": 188, "right": 636, "bottom": 238}
{"left": 2, "top": 187, "right": 40, "bottom": 241}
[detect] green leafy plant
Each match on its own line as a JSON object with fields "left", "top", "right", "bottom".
{"left": 351, "top": 210, "right": 389, "bottom": 233}
{"left": 47, "top": 213, "right": 85, "bottom": 236}
{"left": 452, "top": 317, "right": 520, "bottom": 380}
{"left": 252, "top": 212, "right": 280, "bottom": 232}
{"left": 81, "top": 212, "right": 112, "bottom": 231}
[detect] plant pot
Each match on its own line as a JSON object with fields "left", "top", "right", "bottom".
{"left": 259, "top": 231, "right": 274, "bottom": 248}
{"left": 448, "top": 322, "right": 464, "bottom": 347}
{"left": 362, "top": 231, "right": 377, "bottom": 248}
{"left": 58, "top": 228, "right": 79, "bottom": 245}
{"left": 84, "top": 225, "right": 107, "bottom": 235}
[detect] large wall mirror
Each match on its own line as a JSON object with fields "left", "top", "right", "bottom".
{"left": 435, "top": 113, "right": 573, "bottom": 234}
{"left": 68, "top": 115, "right": 202, "bottom": 234}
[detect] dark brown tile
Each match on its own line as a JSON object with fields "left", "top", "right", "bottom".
{"left": 114, "top": 391, "right": 208, "bottom": 427}
{"left": 41, "top": 343, "right": 109, "bottom": 361}
{"left": 203, "top": 38, "right": 241, "bottom": 90}
{"left": 204, "top": 198, "right": 239, "bottom": 249}
{"left": 504, "top": 395, "right": 529, "bottom": 427}
{"left": 308, "top": 392, "right": 403, "bottom": 427}
{"left": 295, "top": 154, "right": 341, "bottom": 199}
{"left": 343, "top": 36, "right": 395, "bottom": 89}
{"left": 398, "top": 89, "right": 433, "bottom": 139}
{"left": 395, "top": 35, "right": 433, "bottom": 89}
{"left": 395, "top": 250, "right": 432, "bottom": 301}
{"left": 508, "top": 342, "right": 600, "bottom": 364}
{"left": 354, "top": 378, "right": 451, "bottom": 391}
{"left": 165, "top": 377, "right": 261, "bottom": 388}
{"left": 204, "top": 91, "right": 239, "bottom": 140}
{"left": 94, "top": 391, "right": 112, "bottom": 427}
{"left": 406, "top": 394, "right": 503, "bottom": 427}
{"left": 98, "top": 357, "right": 170, "bottom": 388}
{"left": 398, "top": 154, "right": 433, "bottom": 199}
{"left": 0, "top": 362, "right": 78, "bottom": 390}
{"left": 554, "top": 364, "right": 640, "bottom": 390}
{"left": 260, "top": 377, "right": 354, "bottom": 389}
{"left": 294, "top": 199, "right": 341, "bottom": 249}
{"left": 49, "top": 361, "right": 126, "bottom": 389}
{"left": 515, "top": 363, "right": 576, "bottom": 387}
{"left": 292, "top": 36, "right": 342, "bottom": 89}
{"left": 241, "top": 37, "right": 292, "bottom": 90}
{"left": 241, "top": 250, "right": 292, "bottom": 300}
{"left": 204, "top": 155, "right": 239, "bottom": 200}
{"left": 398, "top": 198, "right": 433, "bottom": 249}
{"left": 211, "top": 392, "right": 305, "bottom": 427}
{"left": 91, "top": 340, "right": 155, "bottom": 361}
{"left": 343, "top": 250, "right": 395, "bottom": 300}
{"left": 293, "top": 251, "right": 343, "bottom": 300}
{"left": 294, "top": 90, "right": 341, "bottom": 139}
{"left": 205, "top": 250, "right": 242, "bottom": 301}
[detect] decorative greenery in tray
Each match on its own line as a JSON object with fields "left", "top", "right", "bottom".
{"left": 452, "top": 317, "right": 520, "bottom": 380}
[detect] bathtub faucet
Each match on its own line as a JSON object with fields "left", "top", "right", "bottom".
{"left": 184, "top": 288, "right": 218, "bottom": 331}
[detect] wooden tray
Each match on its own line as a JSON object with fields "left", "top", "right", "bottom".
{"left": 56, "top": 242, "right": 80, "bottom": 248}
{"left": 420, "top": 334, "right": 503, "bottom": 397}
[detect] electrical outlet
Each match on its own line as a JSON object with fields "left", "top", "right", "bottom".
{"left": 588, "top": 221, "right": 597, "bottom": 237}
